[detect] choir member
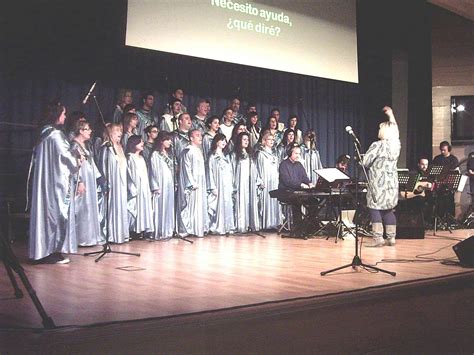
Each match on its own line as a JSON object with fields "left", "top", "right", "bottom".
{"left": 300, "top": 130, "right": 323, "bottom": 184}
{"left": 126, "top": 135, "right": 154, "bottom": 238}
{"left": 226, "top": 122, "right": 247, "bottom": 154}
{"left": 362, "top": 106, "right": 400, "bottom": 247}
{"left": 255, "top": 131, "right": 282, "bottom": 230}
{"left": 192, "top": 98, "right": 208, "bottom": 133}
{"left": 270, "top": 108, "right": 285, "bottom": 132}
{"left": 232, "top": 132, "right": 252, "bottom": 233}
{"left": 287, "top": 114, "right": 303, "bottom": 144}
{"left": 29, "top": 101, "right": 83, "bottom": 264}
{"left": 178, "top": 129, "right": 209, "bottom": 237}
{"left": 136, "top": 91, "right": 158, "bottom": 138}
{"left": 113, "top": 89, "right": 133, "bottom": 124}
{"left": 220, "top": 107, "right": 235, "bottom": 142}
{"left": 207, "top": 134, "right": 235, "bottom": 234}
{"left": 277, "top": 128, "right": 296, "bottom": 162}
{"left": 246, "top": 111, "right": 261, "bottom": 149}
{"left": 173, "top": 112, "right": 192, "bottom": 160}
{"left": 121, "top": 112, "right": 139, "bottom": 148}
{"left": 142, "top": 125, "right": 159, "bottom": 163}
{"left": 230, "top": 97, "right": 245, "bottom": 124}
{"left": 202, "top": 115, "right": 220, "bottom": 161}
{"left": 164, "top": 87, "right": 187, "bottom": 115}
{"left": 70, "top": 119, "right": 104, "bottom": 247}
{"left": 161, "top": 98, "right": 182, "bottom": 132}
{"left": 263, "top": 116, "right": 283, "bottom": 146}
{"left": 99, "top": 123, "right": 129, "bottom": 243}
{"left": 149, "top": 131, "right": 176, "bottom": 240}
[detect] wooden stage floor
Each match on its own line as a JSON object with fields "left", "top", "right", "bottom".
{"left": 1, "top": 229, "right": 473, "bottom": 329}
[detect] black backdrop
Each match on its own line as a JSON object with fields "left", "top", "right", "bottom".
{"left": 0, "top": 0, "right": 432, "bottom": 205}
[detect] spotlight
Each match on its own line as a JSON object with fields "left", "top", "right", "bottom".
{"left": 457, "top": 104, "right": 465, "bottom": 112}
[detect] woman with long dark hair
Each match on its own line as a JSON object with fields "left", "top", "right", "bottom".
{"left": 277, "top": 128, "right": 296, "bottom": 162}
{"left": 202, "top": 115, "right": 220, "bottom": 161}
{"left": 126, "top": 135, "right": 154, "bottom": 239}
{"left": 149, "top": 131, "right": 175, "bottom": 240}
{"left": 29, "top": 100, "right": 83, "bottom": 264}
{"left": 207, "top": 133, "right": 235, "bottom": 234}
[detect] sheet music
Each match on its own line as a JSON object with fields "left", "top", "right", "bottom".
{"left": 315, "top": 168, "right": 351, "bottom": 183}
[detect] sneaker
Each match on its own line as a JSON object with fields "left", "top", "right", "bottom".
{"left": 385, "top": 236, "right": 396, "bottom": 246}
{"left": 55, "top": 257, "right": 71, "bottom": 264}
{"left": 366, "top": 237, "right": 385, "bottom": 247}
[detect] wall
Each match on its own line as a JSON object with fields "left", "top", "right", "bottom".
{"left": 431, "top": 5, "right": 474, "bottom": 214}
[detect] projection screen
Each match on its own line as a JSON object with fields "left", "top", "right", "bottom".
{"left": 126, "top": 0, "right": 358, "bottom": 83}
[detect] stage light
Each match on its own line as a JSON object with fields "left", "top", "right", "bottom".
{"left": 456, "top": 104, "right": 465, "bottom": 112}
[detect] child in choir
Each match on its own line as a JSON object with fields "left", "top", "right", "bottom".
{"left": 207, "top": 133, "right": 235, "bottom": 234}
{"left": 126, "top": 135, "right": 154, "bottom": 239}
{"left": 99, "top": 123, "right": 129, "bottom": 243}
{"left": 149, "top": 131, "right": 175, "bottom": 240}
{"left": 70, "top": 119, "right": 104, "bottom": 246}
{"left": 255, "top": 131, "right": 282, "bottom": 230}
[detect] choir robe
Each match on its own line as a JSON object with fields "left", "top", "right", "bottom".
{"left": 99, "top": 145, "right": 129, "bottom": 243}
{"left": 202, "top": 131, "right": 216, "bottom": 161}
{"left": 29, "top": 126, "right": 79, "bottom": 260}
{"left": 255, "top": 148, "right": 282, "bottom": 230}
{"left": 300, "top": 144, "right": 323, "bottom": 184}
{"left": 136, "top": 109, "right": 158, "bottom": 139}
{"left": 160, "top": 113, "right": 176, "bottom": 132}
{"left": 192, "top": 116, "right": 207, "bottom": 134}
{"left": 70, "top": 141, "right": 104, "bottom": 246}
{"left": 142, "top": 141, "right": 154, "bottom": 165}
{"left": 207, "top": 151, "right": 235, "bottom": 234}
{"left": 121, "top": 130, "right": 137, "bottom": 149}
{"left": 277, "top": 144, "right": 290, "bottom": 163}
{"left": 178, "top": 145, "right": 209, "bottom": 237}
{"left": 127, "top": 154, "right": 154, "bottom": 234}
{"left": 231, "top": 152, "right": 251, "bottom": 233}
{"left": 149, "top": 150, "right": 175, "bottom": 240}
{"left": 173, "top": 130, "right": 190, "bottom": 161}
{"left": 112, "top": 105, "right": 123, "bottom": 124}
{"left": 249, "top": 147, "right": 262, "bottom": 231}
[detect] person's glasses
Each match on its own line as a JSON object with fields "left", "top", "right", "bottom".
{"left": 82, "top": 128, "right": 92, "bottom": 131}
{"left": 151, "top": 130, "right": 158, "bottom": 133}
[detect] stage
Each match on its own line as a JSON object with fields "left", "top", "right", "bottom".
{"left": 1, "top": 229, "right": 473, "bottom": 353}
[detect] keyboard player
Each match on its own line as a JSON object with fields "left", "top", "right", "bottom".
{"left": 278, "top": 145, "right": 315, "bottom": 226}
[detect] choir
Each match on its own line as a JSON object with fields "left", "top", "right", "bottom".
{"left": 29, "top": 94, "right": 325, "bottom": 263}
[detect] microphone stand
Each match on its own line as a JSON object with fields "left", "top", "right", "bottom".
{"left": 170, "top": 119, "right": 193, "bottom": 243}
{"left": 321, "top": 137, "right": 395, "bottom": 276}
{"left": 83, "top": 90, "right": 140, "bottom": 262}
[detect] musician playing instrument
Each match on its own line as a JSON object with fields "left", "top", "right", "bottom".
{"left": 278, "top": 145, "right": 315, "bottom": 226}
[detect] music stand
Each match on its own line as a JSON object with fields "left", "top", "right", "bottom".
{"left": 398, "top": 171, "right": 419, "bottom": 199}
{"left": 433, "top": 172, "right": 462, "bottom": 234}
{"left": 313, "top": 168, "right": 351, "bottom": 242}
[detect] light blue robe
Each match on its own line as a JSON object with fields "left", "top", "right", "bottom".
{"left": 173, "top": 130, "right": 190, "bottom": 161}
{"left": 300, "top": 144, "right": 323, "bottom": 184}
{"left": 231, "top": 151, "right": 251, "bottom": 233}
{"left": 29, "top": 126, "right": 79, "bottom": 260}
{"left": 207, "top": 151, "right": 235, "bottom": 234}
{"left": 136, "top": 109, "right": 158, "bottom": 139}
{"left": 255, "top": 148, "right": 282, "bottom": 230}
{"left": 178, "top": 145, "right": 208, "bottom": 237}
{"left": 70, "top": 141, "right": 104, "bottom": 247}
{"left": 99, "top": 145, "right": 129, "bottom": 243}
{"left": 127, "top": 154, "right": 154, "bottom": 234}
{"left": 149, "top": 150, "right": 175, "bottom": 240}
{"left": 112, "top": 105, "right": 123, "bottom": 124}
{"left": 202, "top": 131, "right": 215, "bottom": 161}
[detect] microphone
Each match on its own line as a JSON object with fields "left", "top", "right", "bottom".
{"left": 345, "top": 126, "right": 361, "bottom": 146}
{"left": 82, "top": 81, "right": 97, "bottom": 105}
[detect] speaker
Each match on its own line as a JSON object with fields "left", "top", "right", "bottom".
{"left": 396, "top": 209, "right": 425, "bottom": 239}
{"left": 452, "top": 236, "right": 474, "bottom": 267}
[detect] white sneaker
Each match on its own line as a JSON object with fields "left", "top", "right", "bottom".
{"left": 366, "top": 237, "right": 385, "bottom": 247}
{"left": 385, "top": 236, "right": 396, "bottom": 246}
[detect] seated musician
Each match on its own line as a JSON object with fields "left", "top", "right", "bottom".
{"left": 432, "top": 141, "right": 459, "bottom": 220}
{"left": 336, "top": 154, "right": 350, "bottom": 173}
{"left": 467, "top": 152, "right": 474, "bottom": 205}
{"left": 278, "top": 144, "right": 314, "bottom": 227}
